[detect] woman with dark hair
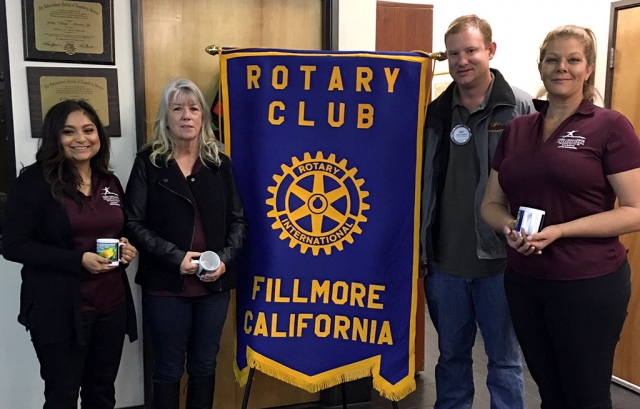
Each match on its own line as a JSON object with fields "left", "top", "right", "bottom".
{"left": 125, "top": 78, "right": 247, "bottom": 408}
{"left": 2, "top": 99, "right": 138, "bottom": 409}
{"left": 482, "top": 25, "right": 640, "bottom": 408}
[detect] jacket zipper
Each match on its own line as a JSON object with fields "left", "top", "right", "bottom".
{"left": 160, "top": 183, "right": 196, "bottom": 291}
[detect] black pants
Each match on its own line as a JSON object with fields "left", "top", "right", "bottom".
{"left": 32, "top": 301, "right": 127, "bottom": 409}
{"left": 504, "top": 262, "right": 630, "bottom": 409}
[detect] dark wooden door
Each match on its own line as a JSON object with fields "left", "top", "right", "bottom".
{"left": 376, "top": 1, "right": 433, "bottom": 54}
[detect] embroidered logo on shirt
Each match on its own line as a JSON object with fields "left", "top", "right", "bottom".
{"left": 557, "top": 130, "right": 585, "bottom": 150}
{"left": 102, "top": 187, "right": 121, "bottom": 206}
{"left": 487, "top": 121, "right": 504, "bottom": 132}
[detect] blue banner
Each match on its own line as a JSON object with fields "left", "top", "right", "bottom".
{"left": 221, "top": 48, "right": 427, "bottom": 401}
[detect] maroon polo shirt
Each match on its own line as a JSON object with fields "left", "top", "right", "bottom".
{"left": 147, "top": 160, "right": 210, "bottom": 297}
{"left": 493, "top": 99, "right": 640, "bottom": 280}
{"left": 63, "top": 174, "right": 126, "bottom": 313}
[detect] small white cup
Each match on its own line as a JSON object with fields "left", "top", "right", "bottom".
{"left": 192, "top": 251, "right": 221, "bottom": 277}
{"left": 515, "top": 206, "right": 546, "bottom": 236}
{"left": 96, "top": 239, "right": 125, "bottom": 266}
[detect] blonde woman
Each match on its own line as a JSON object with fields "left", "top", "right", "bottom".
{"left": 125, "top": 79, "right": 247, "bottom": 409}
{"left": 482, "top": 26, "right": 640, "bottom": 408}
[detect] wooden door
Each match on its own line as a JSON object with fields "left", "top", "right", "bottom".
{"left": 607, "top": 0, "right": 640, "bottom": 392}
{"left": 376, "top": 1, "right": 433, "bottom": 54}
{"left": 137, "top": 1, "right": 323, "bottom": 407}
{"left": 375, "top": 1, "right": 434, "bottom": 374}
{"left": 140, "top": 0, "right": 323, "bottom": 141}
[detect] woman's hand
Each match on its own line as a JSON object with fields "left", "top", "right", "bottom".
{"left": 503, "top": 224, "right": 541, "bottom": 256}
{"left": 119, "top": 237, "right": 137, "bottom": 264}
{"left": 82, "top": 252, "right": 116, "bottom": 274}
{"left": 526, "top": 225, "right": 563, "bottom": 252}
{"left": 180, "top": 251, "right": 202, "bottom": 275}
{"left": 199, "top": 261, "right": 226, "bottom": 283}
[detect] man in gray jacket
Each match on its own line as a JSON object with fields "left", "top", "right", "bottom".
{"left": 420, "top": 15, "right": 534, "bottom": 409}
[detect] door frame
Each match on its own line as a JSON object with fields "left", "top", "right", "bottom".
{"left": 130, "top": 0, "right": 340, "bottom": 151}
{"left": 0, "top": 0, "right": 16, "bottom": 183}
{"left": 604, "top": 0, "right": 640, "bottom": 108}
{"left": 0, "top": 0, "right": 17, "bottom": 252}
{"left": 605, "top": 0, "right": 640, "bottom": 394}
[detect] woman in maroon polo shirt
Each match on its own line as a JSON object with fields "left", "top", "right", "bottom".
{"left": 2, "top": 100, "right": 138, "bottom": 409}
{"left": 481, "top": 25, "right": 640, "bottom": 408}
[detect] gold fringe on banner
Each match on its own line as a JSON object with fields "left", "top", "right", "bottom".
{"left": 234, "top": 347, "right": 417, "bottom": 402}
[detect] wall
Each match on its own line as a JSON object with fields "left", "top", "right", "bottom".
{"left": 0, "top": 0, "right": 143, "bottom": 407}
{"left": 345, "top": 0, "right": 613, "bottom": 100}
{"left": 338, "top": 0, "right": 377, "bottom": 50}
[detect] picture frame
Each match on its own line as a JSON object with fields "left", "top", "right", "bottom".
{"left": 26, "top": 67, "right": 121, "bottom": 137}
{"left": 431, "top": 71, "right": 453, "bottom": 101}
{"left": 22, "top": 0, "right": 114, "bottom": 64}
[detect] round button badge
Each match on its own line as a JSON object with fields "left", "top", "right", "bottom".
{"left": 451, "top": 124, "right": 472, "bottom": 145}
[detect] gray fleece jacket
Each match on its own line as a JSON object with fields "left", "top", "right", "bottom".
{"left": 420, "top": 68, "right": 535, "bottom": 264}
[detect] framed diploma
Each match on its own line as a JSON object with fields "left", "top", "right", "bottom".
{"left": 22, "top": 0, "right": 114, "bottom": 64}
{"left": 27, "top": 67, "right": 121, "bottom": 137}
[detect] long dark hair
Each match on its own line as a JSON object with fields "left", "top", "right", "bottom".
{"left": 35, "top": 100, "right": 112, "bottom": 204}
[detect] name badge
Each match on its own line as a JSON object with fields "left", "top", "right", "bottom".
{"left": 451, "top": 124, "right": 472, "bottom": 145}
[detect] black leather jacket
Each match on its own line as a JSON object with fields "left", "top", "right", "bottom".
{"left": 124, "top": 148, "right": 247, "bottom": 292}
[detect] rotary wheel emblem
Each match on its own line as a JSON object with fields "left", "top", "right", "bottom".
{"left": 266, "top": 152, "right": 370, "bottom": 255}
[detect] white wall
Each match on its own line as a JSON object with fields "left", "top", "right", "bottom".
{"left": 338, "top": 0, "right": 377, "bottom": 51}
{"left": 342, "top": 0, "right": 613, "bottom": 100}
{"left": 1, "top": 0, "right": 143, "bottom": 407}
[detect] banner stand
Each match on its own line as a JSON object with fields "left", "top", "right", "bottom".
{"left": 241, "top": 367, "right": 400, "bottom": 409}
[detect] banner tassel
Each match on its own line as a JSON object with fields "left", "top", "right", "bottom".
{"left": 237, "top": 355, "right": 416, "bottom": 402}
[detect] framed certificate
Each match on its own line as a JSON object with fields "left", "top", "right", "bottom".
{"left": 27, "top": 67, "right": 121, "bottom": 137}
{"left": 431, "top": 71, "right": 452, "bottom": 101}
{"left": 22, "top": 0, "right": 114, "bottom": 64}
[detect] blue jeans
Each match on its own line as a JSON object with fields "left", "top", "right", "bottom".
{"left": 143, "top": 291, "right": 230, "bottom": 383}
{"left": 425, "top": 267, "right": 524, "bottom": 409}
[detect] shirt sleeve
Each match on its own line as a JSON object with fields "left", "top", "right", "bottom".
{"left": 603, "top": 113, "right": 640, "bottom": 175}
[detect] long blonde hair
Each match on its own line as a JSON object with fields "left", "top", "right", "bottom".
{"left": 147, "top": 78, "right": 221, "bottom": 166}
{"left": 537, "top": 25, "right": 598, "bottom": 102}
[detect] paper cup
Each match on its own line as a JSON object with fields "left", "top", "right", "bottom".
{"left": 192, "top": 251, "right": 221, "bottom": 277}
{"left": 97, "top": 239, "right": 124, "bottom": 266}
{"left": 515, "top": 206, "right": 546, "bottom": 236}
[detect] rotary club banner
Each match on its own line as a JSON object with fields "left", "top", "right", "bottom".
{"left": 220, "top": 48, "right": 428, "bottom": 401}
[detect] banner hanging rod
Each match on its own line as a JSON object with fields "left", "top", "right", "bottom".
{"left": 205, "top": 44, "right": 446, "bottom": 60}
